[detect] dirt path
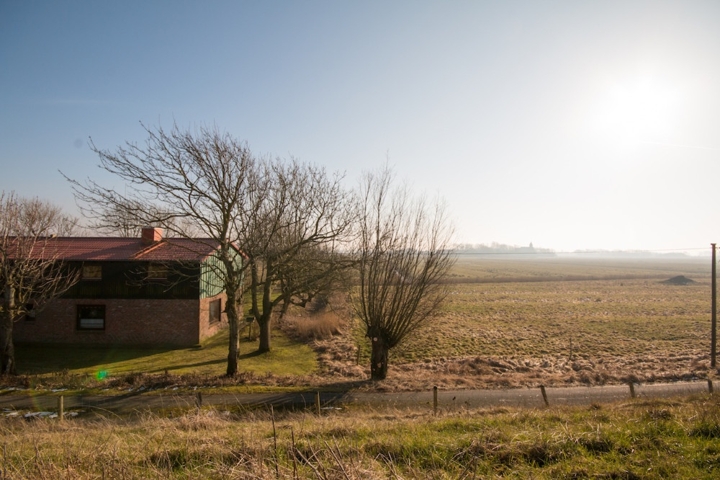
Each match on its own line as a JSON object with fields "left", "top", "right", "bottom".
{"left": 0, "top": 381, "right": 711, "bottom": 415}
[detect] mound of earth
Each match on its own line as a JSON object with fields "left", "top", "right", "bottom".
{"left": 661, "top": 275, "right": 696, "bottom": 285}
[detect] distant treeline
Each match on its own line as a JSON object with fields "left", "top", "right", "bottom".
{"left": 453, "top": 242, "right": 555, "bottom": 256}
{"left": 561, "top": 250, "right": 691, "bottom": 259}
{"left": 453, "top": 243, "right": 695, "bottom": 259}
{"left": 441, "top": 273, "right": 671, "bottom": 285}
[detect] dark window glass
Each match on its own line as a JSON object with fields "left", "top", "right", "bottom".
{"left": 77, "top": 305, "right": 105, "bottom": 330}
{"left": 147, "top": 263, "right": 168, "bottom": 279}
{"left": 209, "top": 299, "right": 221, "bottom": 324}
{"left": 24, "top": 303, "right": 36, "bottom": 321}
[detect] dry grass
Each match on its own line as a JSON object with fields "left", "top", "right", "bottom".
{"left": 309, "top": 258, "right": 715, "bottom": 391}
{"left": 3, "top": 394, "right": 720, "bottom": 478}
{"left": 281, "top": 311, "right": 343, "bottom": 342}
{"left": 447, "top": 256, "right": 709, "bottom": 283}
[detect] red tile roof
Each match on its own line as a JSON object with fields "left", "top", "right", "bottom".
{"left": 10, "top": 237, "right": 223, "bottom": 262}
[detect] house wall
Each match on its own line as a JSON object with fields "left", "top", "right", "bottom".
{"left": 14, "top": 298, "right": 202, "bottom": 346}
{"left": 199, "top": 293, "right": 229, "bottom": 341}
{"left": 14, "top": 292, "right": 230, "bottom": 347}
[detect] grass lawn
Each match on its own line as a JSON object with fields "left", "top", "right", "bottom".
{"left": 14, "top": 326, "right": 317, "bottom": 379}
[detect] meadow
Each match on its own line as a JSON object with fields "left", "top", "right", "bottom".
{"left": 333, "top": 255, "right": 714, "bottom": 391}
{"left": 2, "top": 394, "right": 720, "bottom": 478}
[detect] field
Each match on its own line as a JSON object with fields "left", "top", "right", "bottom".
{"left": 314, "top": 256, "right": 715, "bottom": 391}
{"left": 6, "top": 255, "right": 715, "bottom": 393}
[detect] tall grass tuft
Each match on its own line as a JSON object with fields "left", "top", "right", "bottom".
{"left": 283, "top": 311, "right": 343, "bottom": 342}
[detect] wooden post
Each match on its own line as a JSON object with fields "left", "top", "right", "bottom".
{"left": 540, "top": 385, "right": 549, "bottom": 407}
{"left": 195, "top": 391, "right": 202, "bottom": 410}
{"left": 712, "top": 243, "right": 717, "bottom": 368}
{"left": 291, "top": 427, "right": 298, "bottom": 480}
{"left": 433, "top": 386, "right": 438, "bottom": 415}
{"left": 315, "top": 391, "right": 321, "bottom": 416}
{"left": 270, "top": 405, "right": 279, "bottom": 479}
{"left": 58, "top": 395, "right": 64, "bottom": 421}
{"left": 709, "top": 379, "right": 714, "bottom": 394}
{"left": 629, "top": 382, "right": 636, "bottom": 398}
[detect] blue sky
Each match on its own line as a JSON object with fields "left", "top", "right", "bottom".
{"left": 2, "top": 1, "right": 720, "bottom": 252}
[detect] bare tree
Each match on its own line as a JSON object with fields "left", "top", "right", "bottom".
{"left": 276, "top": 244, "right": 354, "bottom": 318}
{"left": 352, "top": 168, "right": 455, "bottom": 380}
{"left": 0, "top": 192, "right": 80, "bottom": 374}
{"left": 67, "top": 125, "right": 255, "bottom": 375}
{"left": 67, "top": 124, "right": 353, "bottom": 372}
{"left": 242, "top": 159, "right": 355, "bottom": 352}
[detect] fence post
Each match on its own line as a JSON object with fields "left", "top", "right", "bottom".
{"left": 433, "top": 386, "right": 438, "bottom": 415}
{"left": 58, "top": 395, "right": 64, "bottom": 421}
{"left": 629, "top": 382, "right": 636, "bottom": 398}
{"left": 709, "top": 379, "right": 714, "bottom": 394}
{"left": 540, "top": 385, "right": 549, "bottom": 407}
{"left": 195, "top": 391, "right": 202, "bottom": 410}
{"left": 315, "top": 391, "right": 321, "bottom": 416}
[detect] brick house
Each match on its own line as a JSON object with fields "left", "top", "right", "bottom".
{"left": 13, "top": 227, "right": 241, "bottom": 346}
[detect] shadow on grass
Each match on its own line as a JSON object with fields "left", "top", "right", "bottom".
{"left": 321, "top": 378, "right": 375, "bottom": 392}
{"left": 143, "top": 358, "right": 227, "bottom": 374}
{"left": 14, "top": 344, "right": 180, "bottom": 375}
{"left": 239, "top": 350, "right": 264, "bottom": 359}
{"left": 13, "top": 328, "right": 317, "bottom": 378}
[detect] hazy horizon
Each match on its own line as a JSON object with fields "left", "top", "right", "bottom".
{"left": 2, "top": 1, "right": 719, "bottom": 253}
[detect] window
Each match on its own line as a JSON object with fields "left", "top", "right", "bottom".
{"left": 209, "top": 299, "right": 222, "bottom": 324}
{"left": 82, "top": 264, "right": 102, "bottom": 280}
{"left": 24, "top": 303, "right": 36, "bottom": 321}
{"left": 147, "top": 263, "right": 168, "bottom": 280}
{"left": 77, "top": 305, "right": 105, "bottom": 330}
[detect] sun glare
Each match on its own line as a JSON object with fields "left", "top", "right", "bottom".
{"left": 590, "top": 76, "right": 680, "bottom": 144}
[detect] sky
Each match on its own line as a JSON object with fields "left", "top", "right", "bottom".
{"left": 1, "top": 1, "right": 720, "bottom": 253}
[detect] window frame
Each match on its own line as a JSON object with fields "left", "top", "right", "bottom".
{"left": 76, "top": 305, "right": 106, "bottom": 331}
{"left": 147, "top": 263, "right": 169, "bottom": 280}
{"left": 24, "top": 303, "right": 36, "bottom": 322}
{"left": 209, "top": 298, "right": 222, "bottom": 325}
{"left": 82, "top": 264, "right": 102, "bottom": 281}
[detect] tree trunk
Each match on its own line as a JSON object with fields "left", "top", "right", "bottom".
{"left": 0, "top": 316, "right": 15, "bottom": 375}
{"left": 278, "top": 294, "right": 290, "bottom": 319}
{"left": 370, "top": 334, "right": 389, "bottom": 380}
{"left": 225, "top": 292, "right": 240, "bottom": 376}
{"left": 258, "top": 317, "right": 271, "bottom": 353}
{"left": 258, "top": 257, "right": 273, "bottom": 353}
{"left": 1, "top": 286, "right": 16, "bottom": 375}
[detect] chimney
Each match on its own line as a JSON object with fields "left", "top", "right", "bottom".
{"left": 141, "top": 227, "right": 163, "bottom": 245}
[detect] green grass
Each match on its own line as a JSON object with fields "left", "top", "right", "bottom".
{"left": 14, "top": 326, "right": 317, "bottom": 379}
